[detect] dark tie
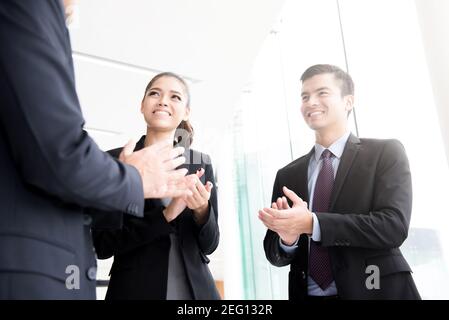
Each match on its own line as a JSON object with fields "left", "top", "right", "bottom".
{"left": 309, "top": 149, "right": 334, "bottom": 290}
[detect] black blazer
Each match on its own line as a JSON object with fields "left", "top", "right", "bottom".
{"left": 264, "top": 134, "right": 421, "bottom": 300}
{"left": 93, "top": 136, "right": 221, "bottom": 300}
{"left": 0, "top": 0, "right": 144, "bottom": 299}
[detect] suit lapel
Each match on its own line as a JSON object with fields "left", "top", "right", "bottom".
{"left": 329, "top": 134, "right": 361, "bottom": 210}
{"left": 290, "top": 148, "right": 314, "bottom": 204}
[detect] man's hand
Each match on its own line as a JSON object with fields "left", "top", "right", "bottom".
{"left": 119, "top": 139, "right": 189, "bottom": 199}
{"left": 258, "top": 186, "right": 313, "bottom": 245}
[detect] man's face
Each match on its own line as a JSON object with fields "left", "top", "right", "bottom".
{"left": 63, "top": 0, "right": 76, "bottom": 25}
{"left": 300, "top": 73, "right": 353, "bottom": 132}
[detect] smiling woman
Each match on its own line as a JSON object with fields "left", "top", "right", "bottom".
{"left": 140, "top": 72, "right": 194, "bottom": 148}
{"left": 91, "top": 72, "right": 221, "bottom": 300}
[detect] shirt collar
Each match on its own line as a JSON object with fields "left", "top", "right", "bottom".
{"left": 314, "top": 131, "right": 351, "bottom": 161}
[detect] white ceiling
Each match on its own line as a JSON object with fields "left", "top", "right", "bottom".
{"left": 69, "top": 0, "right": 286, "bottom": 152}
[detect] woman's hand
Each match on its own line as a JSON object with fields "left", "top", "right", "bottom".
{"left": 163, "top": 168, "right": 213, "bottom": 224}
{"left": 185, "top": 168, "right": 213, "bottom": 225}
{"left": 163, "top": 197, "right": 187, "bottom": 223}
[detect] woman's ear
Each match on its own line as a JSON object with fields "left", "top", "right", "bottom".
{"left": 140, "top": 101, "right": 144, "bottom": 114}
{"left": 183, "top": 107, "right": 191, "bottom": 121}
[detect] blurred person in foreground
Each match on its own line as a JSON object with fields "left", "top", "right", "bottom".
{"left": 0, "top": 0, "right": 189, "bottom": 299}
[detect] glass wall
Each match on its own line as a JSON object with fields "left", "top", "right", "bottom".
{"left": 233, "top": 0, "right": 449, "bottom": 299}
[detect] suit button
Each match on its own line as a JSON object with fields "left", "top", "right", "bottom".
{"left": 86, "top": 267, "right": 97, "bottom": 281}
{"left": 301, "top": 271, "right": 306, "bottom": 279}
{"left": 83, "top": 214, "right": 92, "bottom": 226}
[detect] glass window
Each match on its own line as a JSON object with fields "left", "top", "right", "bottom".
{"left": 233, "top": 0, "right": 449, "bottom": 299}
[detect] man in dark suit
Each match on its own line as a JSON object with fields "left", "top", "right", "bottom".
{"left": 259, "top": 64, "right": 420, "bottom": 300}
{"left": 0, "top": 0, "right": 189, "bottom": 299}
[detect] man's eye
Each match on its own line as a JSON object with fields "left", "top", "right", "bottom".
{"left": 319, "top": 91, "right": 329, "bottom": 96}
{"left": 302, "top": 96, "right": 309, "bottom": 101}
{"left": 172, "top": 95, "right": 181, "bottom": 101}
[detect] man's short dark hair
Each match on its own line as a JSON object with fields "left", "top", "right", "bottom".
{"left": 300, "top": 64, "right": 354, "bottom": 96}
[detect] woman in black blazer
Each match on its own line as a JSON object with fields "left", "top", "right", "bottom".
{"left": 92, "top": 72, "right": 220, "bottom": 300}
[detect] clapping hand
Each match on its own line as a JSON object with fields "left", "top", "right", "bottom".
{"left": 163, "top": 168, "right": 213, "bottom": 224}
{"left": 258, "top": 186, "right": 313, "bottom": 245}
{"left": 119, "top": 139, "right": 190, "bottom": 199}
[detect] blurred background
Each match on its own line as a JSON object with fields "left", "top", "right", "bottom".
{"left": 65, "top": 0, "right": 449, "bottom": 299}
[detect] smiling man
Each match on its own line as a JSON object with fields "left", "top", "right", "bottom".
{"left": 259, "top": 64, "right": 420, "bottom": 300}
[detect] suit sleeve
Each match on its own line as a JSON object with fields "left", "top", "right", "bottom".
{"left": 92, "top": 206, "right": 174, "bottom": 259}
{"left": 194, "top": 155, "right": 220, "bottom": 255}
{"left": 318, "top": 140, "right": 412, "bottom": 249}
{"left": 94, "top": 153, "right": 220, "bottom": 258}
{"left": 0, "top": 1, "right": 144, "bottom": 216}
{"left": 263, "top": 171, "right": 297, "bottom": 267}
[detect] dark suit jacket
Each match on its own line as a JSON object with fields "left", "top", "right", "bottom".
{"left": 92, "top": 136, "right": 221, "bottom": 300}
{"left": 264, "top": 134, "right": 421, "bottom": 300}
{"left": 0, "top": 0, "right": 144, "bottom": 299}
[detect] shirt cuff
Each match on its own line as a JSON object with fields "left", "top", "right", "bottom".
{"left": 278, "top": 237, "right": 299, "bottom": 254}
{"left": 311, "top": 212, "right": 322, "bottom": 242}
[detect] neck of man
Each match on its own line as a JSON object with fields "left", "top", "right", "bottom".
{"left": 315, "top": 123, "right": 348, "bottom": 148}
{"left": 144, "top": 127, "right": 176, "bottom": 147}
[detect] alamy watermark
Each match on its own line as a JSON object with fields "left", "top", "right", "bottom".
{"left": 365, "top": 265, "right": 380, "bottom": 290}
{"left": 65, "top": 265, "right": 80, "bottom": 290}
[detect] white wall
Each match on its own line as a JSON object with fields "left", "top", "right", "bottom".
{"left": 415, "top": 0, "right": 449, "bottom": 167}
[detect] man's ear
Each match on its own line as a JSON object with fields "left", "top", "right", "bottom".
{"left": 140, "top": 101, "right": 144, "bottom": 114}
{"left": 183, "top": 107, "right": 191, "bottom": 121}
{"left": 344, "top": 95, "right": 355, "bottom": 113}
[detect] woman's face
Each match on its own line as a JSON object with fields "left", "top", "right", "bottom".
{"left": 141, "top": 76, "right": 190, "bottom": 132}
